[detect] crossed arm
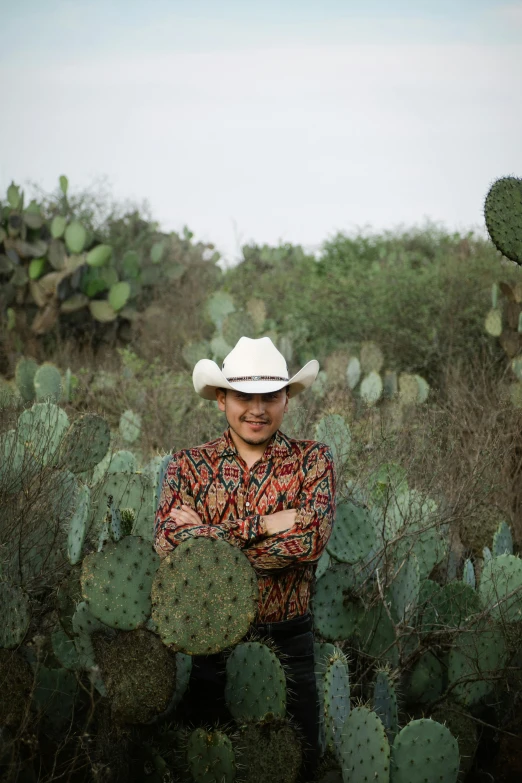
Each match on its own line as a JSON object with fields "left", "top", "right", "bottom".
{"left": 153, "top": 445, "right": 336, "bottom": 572}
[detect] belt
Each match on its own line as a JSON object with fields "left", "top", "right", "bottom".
{"left": 253, "top": 611, "right": 313, "bottom": 640}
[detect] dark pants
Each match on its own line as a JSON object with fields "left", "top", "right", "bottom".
{"left": 179, "top": 612, "right": 319, "bottom": 782}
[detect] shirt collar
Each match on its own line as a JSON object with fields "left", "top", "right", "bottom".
{"left": 215, "top": 428, "right": 292, "bottom": 460}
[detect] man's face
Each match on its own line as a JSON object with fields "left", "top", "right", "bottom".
{"left": 216, "top": 388, "right": 289, "bottom": 448}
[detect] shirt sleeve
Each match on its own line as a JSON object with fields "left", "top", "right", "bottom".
{"left": 153, "top": 452, "right": 264, "bottom": 557}
{"left": 242, "top": 443, "right": 336, "bottom": 573}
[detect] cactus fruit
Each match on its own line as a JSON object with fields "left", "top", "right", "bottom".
{"left": 492, "top": 520, "right": 513, "bottom": 557}
{"left": 59, "top": 413, "right": 111, "bottom": 474}
{"left": 91, "top": 628, "right": 177, "bottom": 724}
{"left": 313, "top": 565, "right": 364, "bottom": 642}
{"left": 314, "top": 414, "right": 351, "bottom": 468}
{"left": 225, "top": 641, "right": 286, "bottom": 723}
{"left": 323, "top": 651, "right": 350, "bottom": 760}
{"left": 327, "top": 501, "right": 377, "bottom": 565}
{"left": 484, "top": 176, "right": 522, "bottom": 264}
{"left": 448, "top": 620, "right": 508, "bottom": 706}
{"left": 340, "top": 705, "right": 390, "bottom": 783}
{"left": 0, "top": 582, "right": 30, "bottom": 648}
{"left": 81, "top": 536, "right": 159, "bottom": 630}
{"left": 151, "top": 538, "right": 258, "bottom": 654}
{"left": 34, "top": 363, "right": 62, "bottom": 403}
{"left": 186, "top": 728, "right": 236, "bottom": 783}
{"left": 391, "top": 717, "right": 460, "bottom": 783}
{"left": 373, "top": 668, "right": 398, "bottom": 741}
{"left": 479, "top": 553, "right": 522, "bottom": 622}
{"left": 234, "top": 720, "right": 302, "bottom": 783}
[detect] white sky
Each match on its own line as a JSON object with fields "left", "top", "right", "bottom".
{"left": 2, "top": 1, "right": 522, "bottom": 262}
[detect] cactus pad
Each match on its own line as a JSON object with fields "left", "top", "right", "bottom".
{"left": 91, "top": 628, "right": 177, "bottom": 723}
{"left": 186, "top": 728, "right": 236, "bottom": 783}
{"left": 17, "top": 401, "right": 69, "bottom": 467}
{"left": 388, "top": 552, "right": 420, "bottom": 623}
{"left": 90, "top": 471, "right": 155, "bottom": 541}
{"left": 72, "top": 601, "right": 111, "bottom": 674}
{"left": 479, "top": 553, "right": 522, "bottom": 622}
{"left": 358, "top": 604, "right": 398, "bottom": 667}
{"left": 391, "top": 717, "right": 459, "bottom": 783}
{"left": 59, "top": 413, "right": 111, "bottom": 474}
{"left": 315, "top": 642, "right": 342, "bottom": 753}
{"left": 323, "top": 652, "right": 350, "bottom": 760}
{"left": 67, "top": 482, "right": 91, "bottom": 565}
{"left": 484, "top": 176, "right": 522, "bottom": 264}
{"left": 313, "top": 565, "right": 363, "bottom": 641}
{"left": 448, "top": 620, "right": 508, "bottom": 706}
{"left": 314, "top": 414, "right": 351, "bottom": 467}
{"left": 407, "top": 651, "right": 444, "bottom": 704}
{"left": 327, "top": 501, "right": 377, "bottom": 564}
{"left": 492, "top": 520, "right": 513, "bottom": 557}
{"left": 373, "top": 668, "right": 398, "bottom": 741}
{"left": 151, "top": 538, "right": 258, "bottom": 654}
{"left": 15, "top": 357, "right": 38, "bottom": 402}
{"left": 340, "top": 705, "right": 390, "bottom": 783}
{"left": 225, "top": 641, "right": 286, "bottom": 722}
{"left": 81, "top": 535, "right": 159, "bottom": 630}
{"left": 0, "top": 582, "right": 30, "bottom": 648}
{"left": 34, "top": 363, "right": 62, "bottom": 402}
{"left": 235, "top": 720, "right": 302, "bottom": 783}
{"left": 119, "top": 409, "right": 142, "bottom": 443}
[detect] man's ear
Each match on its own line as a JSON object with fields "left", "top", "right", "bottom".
{"left": 216, "top": 388, "right": 226, "bottom": 412}
{"left": 284, "top": 389, "right": 290, "bottom": 413}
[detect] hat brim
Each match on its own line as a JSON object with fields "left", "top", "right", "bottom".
{"left": 193, "top": 359, "right": 320, "bottom": 400}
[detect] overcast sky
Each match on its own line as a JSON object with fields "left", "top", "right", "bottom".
{"left": 2, "top": 0, "right": 522, "bottom": 261}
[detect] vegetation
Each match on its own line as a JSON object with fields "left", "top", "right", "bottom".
{"left": 1, "top": 174, "right": 522, "bottom": 781}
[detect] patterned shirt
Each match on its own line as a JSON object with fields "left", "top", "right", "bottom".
{"left": 154, "top": 429, "right": 336, "bottom": 622}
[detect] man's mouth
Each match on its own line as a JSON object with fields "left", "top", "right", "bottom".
{"left": 244, "top": 420, "right": 268, "bottom": 429}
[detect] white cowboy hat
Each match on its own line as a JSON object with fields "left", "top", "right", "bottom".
{"left": 193, "top": 336, "right": 319, "bottom": 400}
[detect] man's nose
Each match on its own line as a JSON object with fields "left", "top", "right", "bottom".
{"left": 249, "top": 395, "right": 266, "bottom": 414}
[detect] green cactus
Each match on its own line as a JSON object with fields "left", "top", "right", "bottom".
{"left": 71, "top": 600, "right": 110, "bottom": 680}
{"left": 312, "top": 565, "right": 364, "bottom": 642}
{"left": 346, "top": 356, "right": 361, "bottom": 389}
{"left": 314, "top": 642, "right": 341, "bottom": 753}
{"left": 50, "top": 215, "right": 66, "bottom": 239}
{"left": 81, "top": 535, "right": 159, "bottom": 630}
{"left": 340, "top": 705, "right": 390, "bottom": 783}
{"left": 326, "top": 501, "right": 377, "bottom": 565}
{"left": 479, "top": 553, "right": 522, "bottom": 622}
{"left": 0, "top": 429, "right": 31, "bottom": 493}
{"left": 406, "top": 651, "right": 444, "bottom": 705}
{"left": 51, "top": 625, "right": 81, "bottom": 670}
{"left": 59, "top": 413, "right": 111, "bottom": 474}
{"left": 484, "top": 176, "right": 522, "bottom": 264}
{"left": 185, "top": 728, "right": 236, "bottom": 783}
{"left": 152, "top": 538, "right": 258, "bottom": 654}
{"left": 89, "top": 471, "right": 155, "bottom": 542}
{"left": 119, "top": 409, "right": 142, "bottom": 443}
{"left": 64, "top": 220, "right": 87, "bottom": 253}
{"left": 314, "top": 414, "right": 351, "bottom": 468}
{"left": 358, "top": 603, "right": 399, "bottom": 667}
{"left": 323, "top": 651, "right": 350, "bottom": 760}
{"left": 86, "top": 244, "right": 112, "bottom": 267}
{"left": 373, "top": 668, "right": 398, "bottom": 741}
{"left": 206, "top": 290, "right": 235, "bottom": 329}
{"left": 360, "top": 371, "right": 383, "bottom": 406}
{"left": 15, "top": 357, "right": 38, "bottom": 402}
{"left": 391, "top": 717, "right": 460, "bottom": 783}
{"left": 67, "top": 482, "right": 91, "bottom": 565}
{"left": 225, "top": 641, "right": 286, "bottom": 723}
{"left": 462, "top": 558, "right": 476, "bottom": 589}
{"left": 492, "top": 520, "right": 513, "bottom": 557}
{"left": 388, "top": 552, "right": 420, "bottom": 623}
{"left": 0, "top": 582, "right": 31, "bottom": 648}
{"left": 447, "top": 619, "right": 508, "bottom": 706}
{"left": 17, "top": 401, "right": 69, "bottom": 467}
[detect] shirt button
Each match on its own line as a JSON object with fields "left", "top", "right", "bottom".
{"left": 246, "top": 502, "right": 251, "bottom": 508}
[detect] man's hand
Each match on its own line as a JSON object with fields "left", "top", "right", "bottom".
{"left": 169, "top": 505, "right": 203, "bottom": 525}
{"left": 262, "top": 509, "right": 296, "bottom": 536}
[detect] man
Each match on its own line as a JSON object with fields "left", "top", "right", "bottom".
{"left": 154, "top": 336, "right": 336, "bottom": 781}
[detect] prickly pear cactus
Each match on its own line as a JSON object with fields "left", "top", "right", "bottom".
{"left": 59, "top": 413, "right": 111, "bottom": 474}
{"left": 326, "top": 501, "right": 377, "bottom": 564}
{"left": 479, "top": 553, "right": 522, "bottom": 622}
{"left": 34, "top": 362, "right": 62, "bottom": 402}
{"left": 15, "top": 357, "right": 38, "bottom": 402}
{"left": 81, "top": 536, "right": 160, "bottom": 630}
{"left": 234, "top": 720, "right": 302, "bottom": 783}
{"left": 492, "top": 520, "right": 513, "bottom": 557}
{"left": 312, "top": 565, "right": 363, "bottom": 641}
{"left": 484, "top": 176, "right": 522, "bottom": 264}
{"left": 67, "top": 483, "right": 91, "bottom": 565}
{"left": 91, "top": 628, "right": 177, "bottom": 724}
{"left": 323, "top": 651, "right": 350, "bottom": 760}
{"left": 151, "top": 538, "right": 258, "bottom": 654}
{"left": 225, "top": 641, "right": 286, "bottom": 723}
{"left": 186, "top": 728, "right": 236, "bottom": 783}
{"left": 0, "top": 583, "right": 30, "bottom": 649}
{"left": 448, "top": 620, "right": 508, "bottom": 706}
{"left": 388, "top": 552, "right": 420, "bottom": 623}
{"left": 391, "top": 717, "right": 459, "bottom": 783}
{"left": 340, "top": 705, "right": 390, "bottom": 783}
{"left": 406, "top": 651, "right": 444, "bottom": 705}
{"left": 373, "top": 668, "right": 398, "bottom": 741}
{"left": 18, "top": 401, "right": 69, "bottom": 467}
